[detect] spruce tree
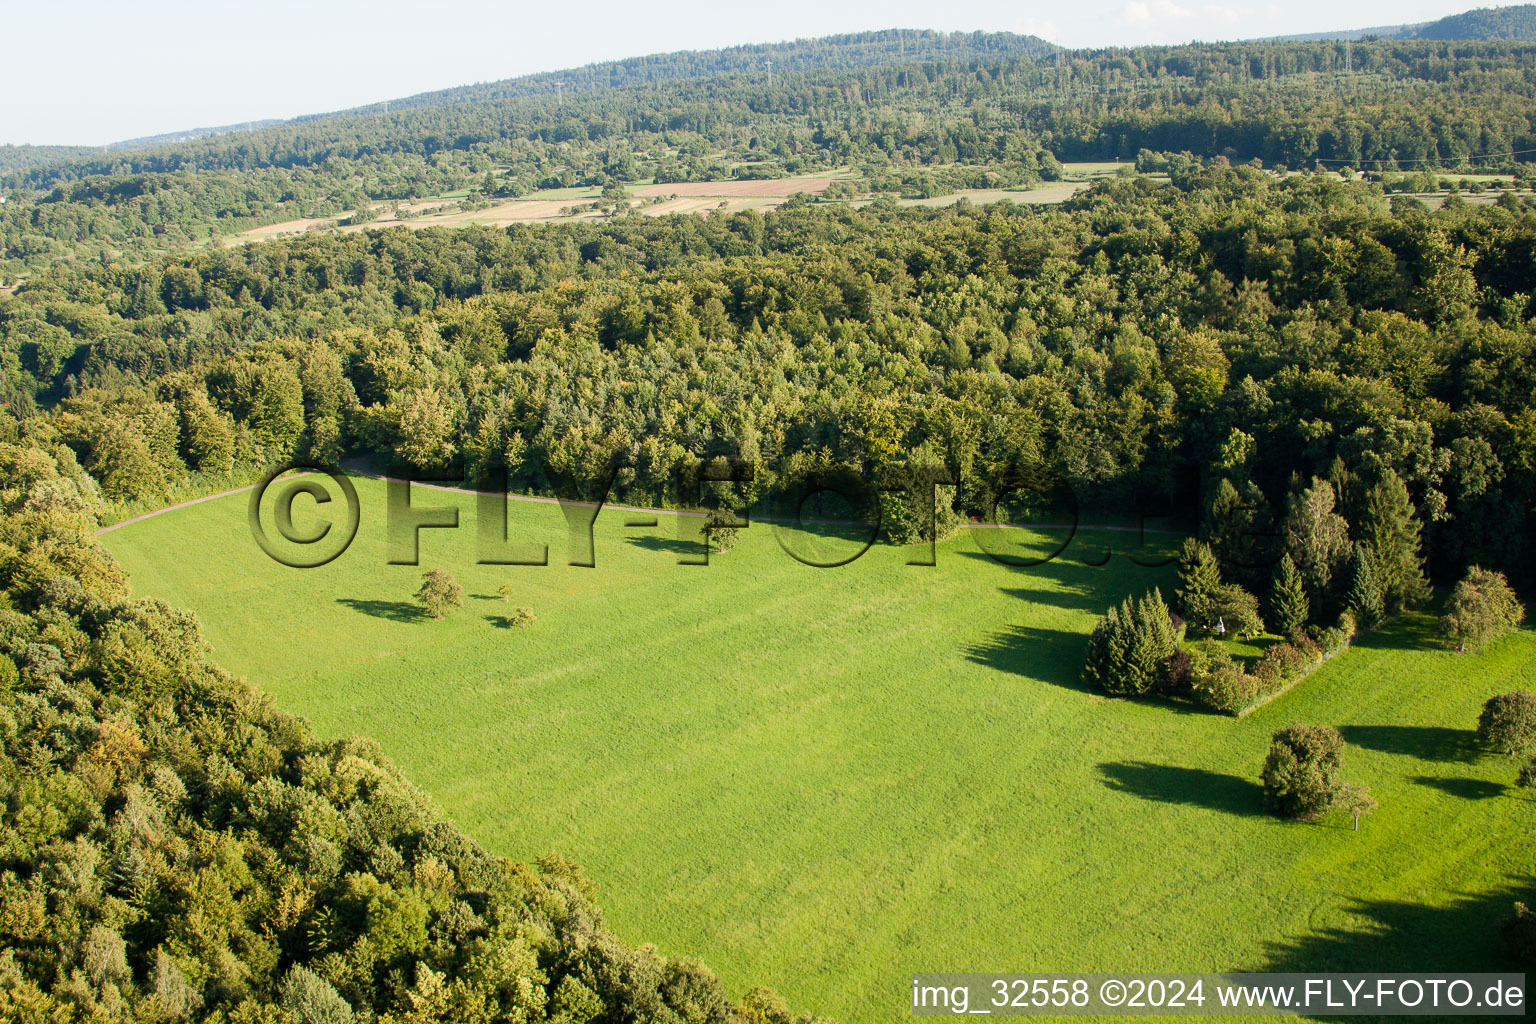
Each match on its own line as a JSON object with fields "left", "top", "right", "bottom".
{"left": 1361, "top": 468, "right": 1429, "bottom": 613}
{"left": 1126, "top": 594, "right": 1163, "bottom": 690}
{"left": 1175, "top": 538, "right": 1223, "bottom": 631}
{"left": 1269, "top": 553, "right": 1310, "bottom": 639}
{"left": 1347, "top": 543, "right": 1384, "bottom": 628}
{"left": 1209, "top": 477, "right": 1276, "bottom": 591}
{"left": 1081, "top": 605, "right": 1121, "bottom": 692}
{"left": 1082, "top": 590, "right": 1180, "bottom": 696}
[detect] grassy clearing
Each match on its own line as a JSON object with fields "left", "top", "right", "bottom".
{"left": 102, "top": 476, "right": 1535, "bottom": 1022}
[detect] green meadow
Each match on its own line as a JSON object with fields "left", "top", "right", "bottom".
{"left": 102, "top": 475, "right": 1535, "bottom": 1022}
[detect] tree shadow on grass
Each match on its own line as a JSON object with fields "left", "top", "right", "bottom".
{"left": 965, "top": 626, "right": 1211, "bottom": 714}
{"left": 1098, "top": 761, "right": 1267, "bottom": 817}
{"left": 1410, "top": 776, "right": 1507, "bottom": 800}
{"left": 998, "top": 585, "right": 1111, "bottom": 614}
{"left": 1349, "top": 614, "right": 1443, "bottom": 653}
{"left": 1262, "top": 885, "right": 1526, "bottom": 976}
{"left": 335, "top": 598, "right": 424, "bottom": 623}
{"left": 627, "top": 534, "right": 708, "bottom": 556}
{"left": 965, "top": 624, "right": 1089, "bottom": 692}
{"left": 1337, "top": 725, "right": 1480, "bottom": 763}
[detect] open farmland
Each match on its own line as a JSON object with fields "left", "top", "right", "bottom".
{"left": 230, "top": 168, "right": 1118, "bottom": 243}
{"left": 101, "top": 475, "right": 1536, "bottom": 1023}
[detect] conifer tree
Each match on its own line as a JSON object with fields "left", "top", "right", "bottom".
{"left": 1269, "top": 553, "right": 1310, "bottom": 639}
{"left": 1081, "top": 604, "right": 1122, "bottom": 692}
{"left": 1361, "top": 468, "right": 1429, "bottom": 613}
{"left": 1209, "top": 477, "right": 1276, "bottom": 591}
{"left": 1082, "top": 590, "right": 1181, "bottom": 696}
{"left": 1175, "top": 538, "right": 1223, "bottom": 631}
{"left": 1347, "top": 543, "right": 1384, "bottom": 628}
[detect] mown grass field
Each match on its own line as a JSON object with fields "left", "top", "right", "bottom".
{"left": 102, "top": 475, "right": 1535, "bottom": 1022}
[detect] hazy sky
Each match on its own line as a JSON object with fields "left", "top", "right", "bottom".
{"left": 1, "top": 0, "right": 1519, "bottom": 146}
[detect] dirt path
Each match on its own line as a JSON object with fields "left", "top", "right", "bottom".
{"left": 95, "top": 479, "right": 279, "bottom": 535}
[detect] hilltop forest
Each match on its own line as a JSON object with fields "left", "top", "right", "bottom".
{"left": 5, "top": 30, "right": 1536, "bottom": 277}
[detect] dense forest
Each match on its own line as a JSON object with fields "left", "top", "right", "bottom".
{"left": 1275, "top": 3, "right": 1536, "bottom": 42}
{"left": 5, "top": 166, "right": 1534, "bottom": 587}
{"left": 1399, "top": 4, "right": 1536, "bottom": 41}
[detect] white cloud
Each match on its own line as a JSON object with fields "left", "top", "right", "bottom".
{"left": 1012, "top": 16, "right": 1062, "bottom": 42}
{"left": 1204, "top": 3, "right": 1241, "bottom": 24}
{"left": 1123, "top": 0, "right": 1194, "bottom": 26}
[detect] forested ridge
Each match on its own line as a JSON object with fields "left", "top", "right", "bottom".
{"left": 1399, "top": 4, "right": 1536, "bottom": 42}
{"left": 1272, "top": 3, "right": 1536, "bottom": 43}
{"left": 5, "top": 32, "right": 1536, "bottom": 278}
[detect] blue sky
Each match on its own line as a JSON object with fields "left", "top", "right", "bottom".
{"left": 1, "top": 0, "right": 1521, "bottom": 145}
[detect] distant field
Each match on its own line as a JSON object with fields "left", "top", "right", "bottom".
{"left": 896, "top": 182, "right": 1089, "bottom": 207}
{"left": 231, "top": 168, "right": 1105, "bottom": 244}
{"left": 233, "top": 171, "right": 847, "bottom": 242}
{"left": 632, "top": 174, "right": 839, "bottom": 198}
{"left": 101, "top": 476, "right": 1534, "bottom": 1022}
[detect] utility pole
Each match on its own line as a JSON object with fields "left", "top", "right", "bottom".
{"left": 1345, "top": 40, "right": 1352, "bottom": 73}
{"left": 765, "top": 59, "right": 773, "bottom": 89}
{"left": 555, "top": 80, "right": 564, "bottom": 114}
{"left": 383, "top": 98, "right": 389, "bottom": 115}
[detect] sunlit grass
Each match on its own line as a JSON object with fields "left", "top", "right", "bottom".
{"left": 103, "top": 476, "right": 1535, "bottom": 1022}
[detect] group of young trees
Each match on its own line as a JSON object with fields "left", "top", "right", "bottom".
{"left": 1079, "top": 589, "right": 1183, "bottom": 696}
{"left": 1181, "top": 467, "right": 1430, "bottom": 642}
{"left": 1084, "top": 458, "right": 1438, "bottom": 705}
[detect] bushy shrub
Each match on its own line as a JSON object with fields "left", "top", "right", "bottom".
{"left": 1478, "top": 692, "right": 1536, "bottom": 757}
{"left": 1160, "top": 648, "right": 1194, "bottom": 694}
{"left": 1214, "top": 583, "right": 1265, "bottom": 638}
{"left": 1442, "top": 567, "right": 1525, "bottom": 653}
{"left": 1256, "top": 636, "right": 1321, "bottom": 681}
{"left": 1262, "top": 724, "right": 1345, "bottom": 818}
{"left": 1199, "top": 662, "right": 1259, "bottom": 714}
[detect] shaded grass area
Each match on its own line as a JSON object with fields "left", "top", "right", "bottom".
{"left": 103, "top": 476, "right": 1536, "bottom": 1023}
